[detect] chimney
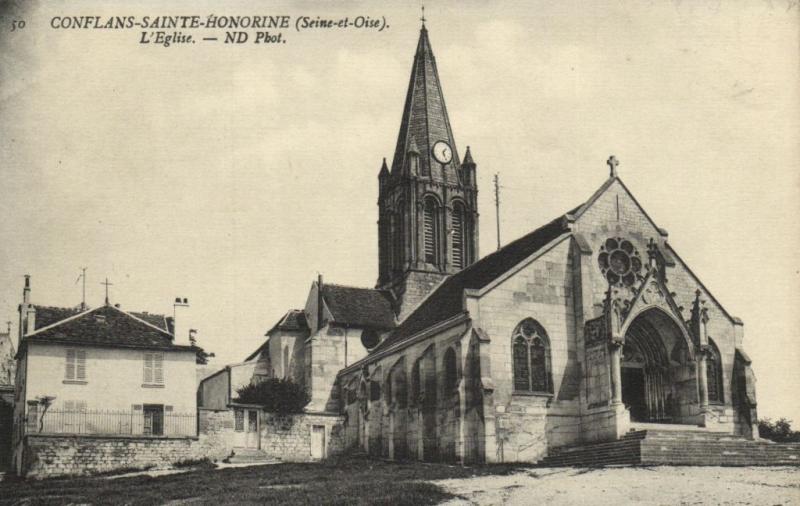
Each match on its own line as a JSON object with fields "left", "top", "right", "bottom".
{"left": 173, "top": 297, "right": 191, "bottom": 346}
{"left": 18, "top": 275, "right": 36, "bottom": 339}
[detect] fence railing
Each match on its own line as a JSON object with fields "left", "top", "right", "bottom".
{"left": 27, "top": 408, "right": 196, "bottom": 438}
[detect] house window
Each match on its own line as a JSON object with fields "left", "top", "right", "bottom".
{"left": 65, "top": 349, "right": 87, "bottom": 381}
{"left": 234, "top": 408, "right": 244, "bottom": 432}
{"left": 512, "top": 318, "right": 553, "bottom": 394}
{"left": 63, "top": 400, "right": 87, "bottom": 434}
{"left": 707, "top": 339, "right": 724, "bottom": 404}
{"left": 283, "top": 347, "right": 290, "bottom": 379}
{"left": 143, "top": 404, "right": 164, "bottom": 436}
{"left": 143, "top": 352, "right": 164, "bottom": 386}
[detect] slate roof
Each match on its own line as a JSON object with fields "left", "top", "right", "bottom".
{"left": 129, "top": 311, "right": 173, "bottom": 334}
{"left": 24, "top": 304, "right": 194, "bottom": 352}
{"left": 321, "top": 284, "right": 396, "bottom": 330}
{"left": 390, "top": 26, "right": 462, "bottom": 185}
{"left": 33, "top": 305, "right": 83, "bottom": 330}
{"left": 373, "top": 213, "right": 573, "bottom": 352}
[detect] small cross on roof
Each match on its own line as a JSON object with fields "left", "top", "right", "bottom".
{"left": 607, "top": 155, "right": 619, "bottom": 177}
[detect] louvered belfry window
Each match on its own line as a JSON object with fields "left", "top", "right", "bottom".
{"left": 423, "top": 198, "right": 439, "bottom": 264}
{"left": 451, "top": 202, "right": 466, "bottom": 269}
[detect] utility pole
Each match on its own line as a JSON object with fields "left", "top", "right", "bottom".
{"left": 494, "top": 173, "right": 501, "bottom": 250}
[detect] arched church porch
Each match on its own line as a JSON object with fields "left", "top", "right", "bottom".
{"left": 618, "top": 308, "right": 698, "bottom": 425}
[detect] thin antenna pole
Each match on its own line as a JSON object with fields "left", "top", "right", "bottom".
{"left": 80, "top": 267, "right": 87, "bottom": 310}
{"left": 494, "top": 173, "right": 501, "bottom": 250}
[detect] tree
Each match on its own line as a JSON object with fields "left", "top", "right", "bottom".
{"left": 758, "top": 418, "right": 800, "bottom": 443}
{"left": 234, "top": 378, "right": 310, "bottom": 415}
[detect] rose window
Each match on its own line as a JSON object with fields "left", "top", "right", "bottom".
{"left": 598, "top": 237, "right": 642, "bottom": 286}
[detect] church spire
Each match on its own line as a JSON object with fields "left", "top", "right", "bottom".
{"left": 391, "top": 24, "right": 460, "bottom": 183}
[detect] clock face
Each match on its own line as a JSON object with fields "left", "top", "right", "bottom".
{"left": 431, "top": 141, "right": 453, "bottom": 164}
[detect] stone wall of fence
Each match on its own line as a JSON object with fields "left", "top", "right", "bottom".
{"left": 259, "top": 412, "right": 345, "bottom": 462}
{"left": 18, "top": 409, "right": 345, "bottom": 478}
{"left": 22, "top": 434, "right": 199, "bottom": 479}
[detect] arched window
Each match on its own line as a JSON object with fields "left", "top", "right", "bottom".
{"left": 451, "top": 201, "right": 466, "bottom": 270}
{"left": 423, "top": 197, "right": 440, "bottom": 265}
{"left": 283, "top": 347, "right": 290, "bottom": 379}
{"left": 706, "top": 339, "right": 723, "bottom": 403}
{"left": 444, "top": 347, "right": 458, "bottom": 393}
{"left": 394, "top": 201, "right": 405, "bottom": 270}
{"left": 512, "top": 318, "right": 552, "bottom": 394}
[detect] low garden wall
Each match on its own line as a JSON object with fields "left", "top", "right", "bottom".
{"left": 19, "top": 409, "right": 344, "bottom": 478}
{"left": 22, "top": 434, "right": 199, "bottom": 479}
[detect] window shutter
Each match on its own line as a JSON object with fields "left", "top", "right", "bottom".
{"left": 132, "top": 404, "right": 143, "bottom": 411}
{"left": 154, "top": 353, "right": 164, "bottom": 384}
{"left": 76, "top": 350, "right": 87, "bottom": 380}
{"left": 77, "top": 400, "right": 87, "bottom": 412}
{"left": 65, "top": 349, "right": 76, "bottom": 380}
{"left": 143, "top": 353, "right": 153, "bottom": 384}
{"left": 165, "top": 405, "right": 173, "bottom": 412}
{"left": 64, "top": 400, "right": 75, "bottom": 411}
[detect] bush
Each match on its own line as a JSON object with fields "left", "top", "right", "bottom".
{"left": 758, "top": 418, "right": 800, "bottom": 443}
{"left": 235, "top": 378, "right": 310, "bottom": 414}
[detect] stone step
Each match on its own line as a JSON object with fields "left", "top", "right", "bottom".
{"left": 539, "top": 430, "right": 800, "bottom": 467}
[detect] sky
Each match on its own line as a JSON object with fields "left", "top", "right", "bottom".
{"left": 1, "top": 0, "right": 798, "bottom": 422}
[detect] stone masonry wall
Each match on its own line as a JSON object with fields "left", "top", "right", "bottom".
{"left": 22, "top": 435, "right": 199, "bottom": 479}
{"left": 260, "top": 412, "right": 344, "bottom": 461}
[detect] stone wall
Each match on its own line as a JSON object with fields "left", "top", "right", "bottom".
{"left": 259, "top": 412, "right": 344, "bottom": 461}
{"left": 22, "top": 435, "right": 199, "bottom": 479}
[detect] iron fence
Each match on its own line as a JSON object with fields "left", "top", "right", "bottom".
{"left": 27, "top": 408, "right": 197, "bottom": 437}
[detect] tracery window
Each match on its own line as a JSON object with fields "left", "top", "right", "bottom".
{"left": 598, "top": 237, "right": 643, "bottom": 287}
{"left": 512, "top": 319, "right": 552, "bottom": 394}
{"left": 423, "top": 197, "right": 440, "bottom": 265}
{"left": 706, "top": 339, "right": 723, "bottom": 404}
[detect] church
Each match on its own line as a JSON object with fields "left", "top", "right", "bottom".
{"left": 254, "top": 23, "right": 759, "bottom": 464}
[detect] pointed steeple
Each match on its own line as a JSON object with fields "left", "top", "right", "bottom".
{"left": 463, "top": 145, "right": 475, "bottom": 165}
{"left": 378, "top": 157, "right": 389, "bottom": 177}
{"left": 391, "top": 26, "right": 460, "bottom": 183}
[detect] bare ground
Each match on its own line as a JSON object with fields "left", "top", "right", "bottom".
{"left": 436, "top": 466, "right": 800, "bottom": 506}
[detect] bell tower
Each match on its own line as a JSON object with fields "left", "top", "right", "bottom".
{"left": 377, "top": 24, "right": 479, "bottom": 319}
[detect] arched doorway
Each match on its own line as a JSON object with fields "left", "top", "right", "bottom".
{"left": 622, "top": 308, "right": 695, "bottom": 424}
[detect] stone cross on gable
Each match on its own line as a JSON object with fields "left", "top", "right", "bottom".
{"left": 607, "top": 155, "right": 619, "bottom": 177}
{"left": 101, "top": 277, "right": 113, "bottom": 305}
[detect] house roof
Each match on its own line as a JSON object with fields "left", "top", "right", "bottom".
{"left": 373, "top": 212, "right": 573, "bottom": 352}
{"left": 321, "top": 284, "right": 396, "bottom": 329}
{"left": 244, "top": 309, "right": 310, "bottom": 362}
{"left": 24, "top": 304, "right": 195, "bottom": 352}
{"left": 267, "top": 309, "right": 308, "bottom": 335}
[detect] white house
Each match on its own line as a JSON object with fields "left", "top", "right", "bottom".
{"left": 12, "top": 276, "right": 205, "bottom": 475}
